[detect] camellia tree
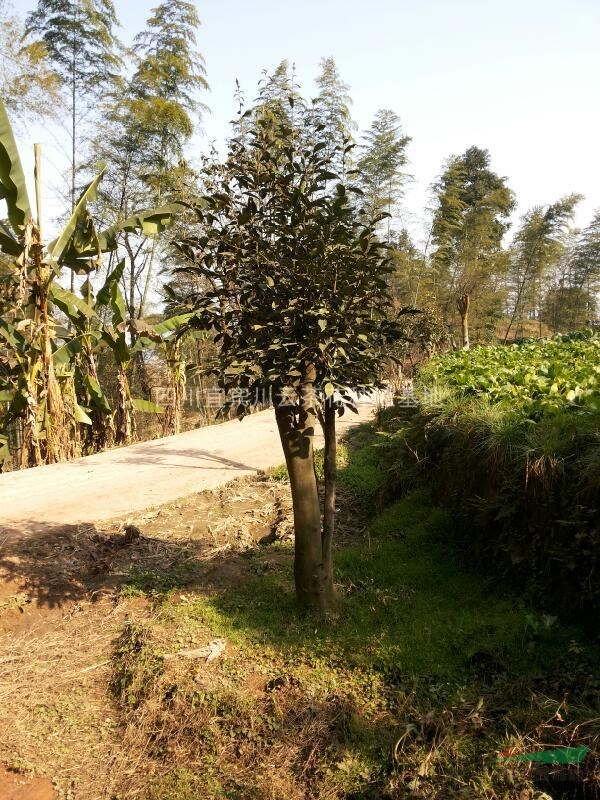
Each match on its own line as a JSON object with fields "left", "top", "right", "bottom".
{"left": 170, "top": 92, "right": 408, "bottom": 614}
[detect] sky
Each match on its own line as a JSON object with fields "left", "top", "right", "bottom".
{"left": 13, "top": 0, "right": 600, "bottom": 245}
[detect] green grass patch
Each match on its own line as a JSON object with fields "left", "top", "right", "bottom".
{"left": 120, "top": 562, "right": 198, "bottom": 599}
{"left": 163, "top": 494, "right": 579, "bottom": 685}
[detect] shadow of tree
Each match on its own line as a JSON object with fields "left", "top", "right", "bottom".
{"left": 0, "top": 521, "right": 244, "bottom": 608}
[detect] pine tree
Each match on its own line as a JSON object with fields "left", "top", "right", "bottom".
{"left": 357, "top": 109, "right": 411, "bottom": 233}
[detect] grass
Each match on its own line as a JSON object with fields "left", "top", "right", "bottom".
{"left": 173, "top": 492, "right": 575, "bottom": 681}
{"left": 109, "top": 431, "right": 599, "bottom": 799}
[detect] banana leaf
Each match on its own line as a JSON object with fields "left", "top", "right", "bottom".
{"left": 0, "top": 220, "right": 20, "bottom": 256}
{"left": 84, "top": 374, "right": 112, "bottom": 413}
{"left": 128, "top": 318, "right": 163, "bottom": 343}
{"left": 96, "top": 204, "right": 184, "bottom": 251}
{"left": 0, "top": 433, "right": 10, "bottom": 465}
{"left": 131, "top": 398, "right": 164, "bottom": 414}
{"left": 50, "top": 284, "right": 98, "bottom": 322}
{"left": 0, "top": 317, "right": 27, "bottom": 353}
{"left": 0, "top": 99, "right": 32, "bottom": 234}
{"left": 48, "top": 170, "right": 105, "bottom": 268}
{"left": 53, "top": 331, "right": 102, "bottom": 366}
{"left": 101, "top": 327, "right": 130, "bottom": 366}
{"left": 96, "top": 259, "right": 125, "bottom": 308}
{"left": 153, "top": 312, "right": 194, "bottom": 335}
{"left": 74, "top": 402, "right": 93, "bottom": 425}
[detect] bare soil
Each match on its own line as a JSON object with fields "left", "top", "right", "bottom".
{"left": 0, "top": 474, "right": 364, "bottom": 799}
{"left": 0, "top": 767, "right": 55, "bottom": 800}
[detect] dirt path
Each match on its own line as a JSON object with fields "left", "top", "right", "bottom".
{"left": 0, "top": 403, "right": 376, "bottom": 539}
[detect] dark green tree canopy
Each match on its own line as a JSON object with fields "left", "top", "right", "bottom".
{"left": 167, "top": 90, "right": 408, "bottom": 613}
{"left": 171, "top": 102, "right": 401, "bottom": 412}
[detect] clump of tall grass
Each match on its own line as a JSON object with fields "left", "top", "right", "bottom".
{"left": 378, "top": 390, "right": 600, "bottom": 624}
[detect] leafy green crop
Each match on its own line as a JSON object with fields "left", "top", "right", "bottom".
{"left": 421, "top": 330, "right": 600, "bottom": 417}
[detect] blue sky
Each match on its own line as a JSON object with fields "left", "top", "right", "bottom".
{"left": 16, "top": 0, "right": 600, "bottom": 242}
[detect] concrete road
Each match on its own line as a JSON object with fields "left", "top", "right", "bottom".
{"left": 0, "top": 404, "right": 376, "bottom": 538}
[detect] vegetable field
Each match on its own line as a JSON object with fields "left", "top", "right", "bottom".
{"left": 423, "top": 330, "right": 600, "bottom": 416}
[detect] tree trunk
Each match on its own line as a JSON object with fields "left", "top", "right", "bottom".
{"left": 162, "top": 338, "right": 185, "bottom": 437}
{"left": 114, "top": 367, "right": 136, "bottom": 446}
{"left": 70, "top": 21, "right": 77, "bottom": 295}
{"left": 321, "top": 398, "right": 337, "bottom": 597}
{"left": 457, "top": 293, "right": 470, "bottom": 350}
{"left": 274, "top": 371, "right": 332, "bottom": 614}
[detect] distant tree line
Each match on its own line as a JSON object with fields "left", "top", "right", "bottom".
{"left": 4, "top": 0, "right": 597, "bottom": 367}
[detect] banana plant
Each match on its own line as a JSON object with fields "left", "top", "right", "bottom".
{"left": 0, "top": 99, "right": 182, "bottom": 467}
{"left": 127, "top": 311, "right": 194, "bottom": 437}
